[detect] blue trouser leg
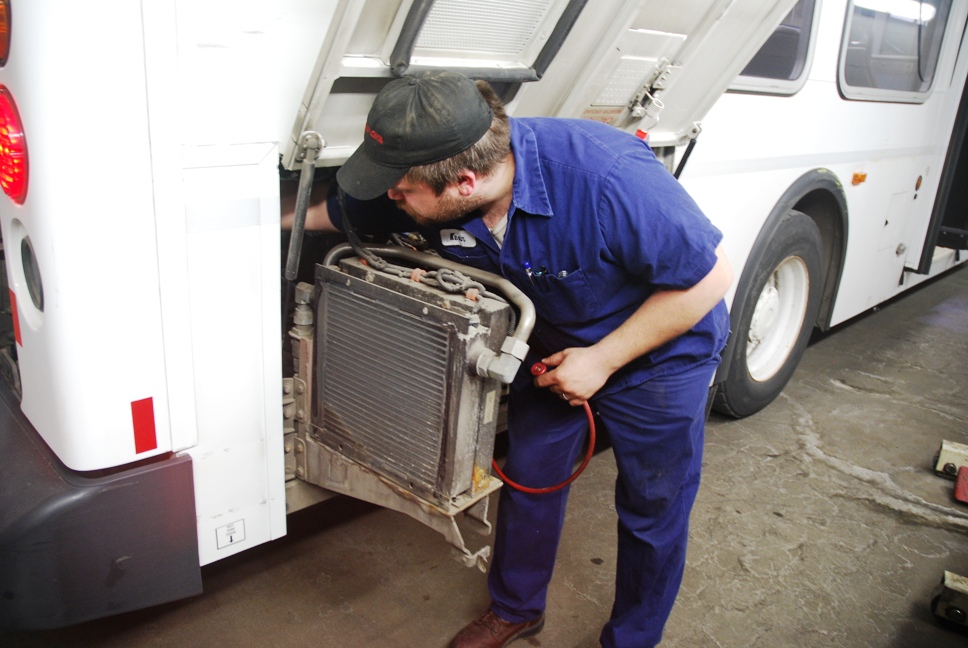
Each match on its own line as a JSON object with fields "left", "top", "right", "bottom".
{"left": 487, "top": 361, "right": 588, "bottom": 623}
{"left": 598, "top": 362, "right": 716, "bottom": 648}
{"left": 487, "top": 358, "right": 716, "bottom": 647}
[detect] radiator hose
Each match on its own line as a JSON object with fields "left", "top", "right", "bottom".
{"left": 490, "top": 362, "right": 596, "bottom": 494}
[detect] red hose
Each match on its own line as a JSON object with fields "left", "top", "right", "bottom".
{"left": 490, "top": 363, "right": 597, "bottom": 494}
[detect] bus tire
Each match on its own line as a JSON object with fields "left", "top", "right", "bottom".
{"left": 714, "top": 210, "right": 823, "bottom": 418}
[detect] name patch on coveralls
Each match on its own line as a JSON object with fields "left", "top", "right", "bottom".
{"left": 440, "top": 229, "right": 477, "bottom": 247}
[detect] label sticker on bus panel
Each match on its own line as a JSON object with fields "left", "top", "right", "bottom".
{"left": 216, "top": 519, "right": 246, "bottom": 549}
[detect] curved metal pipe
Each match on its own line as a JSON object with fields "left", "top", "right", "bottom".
{"left": 322, "top": 242, "right": 536, "bottom": 344}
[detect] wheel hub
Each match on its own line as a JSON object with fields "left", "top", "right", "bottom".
{"left": 746, "top": 256, "right": 810, "bottom": 382}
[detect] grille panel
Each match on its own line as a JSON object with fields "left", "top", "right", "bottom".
{"left": 313, "top": 258, "right": 509, "bottom": 503}
{"left": 417, "top": 0, "right": 556, "bottom": 56}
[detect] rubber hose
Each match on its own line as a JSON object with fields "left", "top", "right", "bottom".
{"left": 491, "top": 362, "right": 596, "bottom": 494}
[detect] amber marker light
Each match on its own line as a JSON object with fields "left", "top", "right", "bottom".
{"left": 0, "top": 0, "right": 10, "bottom": 67}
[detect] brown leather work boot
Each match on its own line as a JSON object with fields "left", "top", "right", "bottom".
{"left": 448, "top": 610, "right": 545, "bottom": 647}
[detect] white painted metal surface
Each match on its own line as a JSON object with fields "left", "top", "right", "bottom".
{"left": 284, "top": 0, "right": 796, "bottom": 167}
{"left": 6, "top": 1, "right": 169, "bottom": 470}
{"left": 680, "top": 0, "right": 968, "bottom": 326}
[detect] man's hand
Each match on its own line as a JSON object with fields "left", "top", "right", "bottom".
{"left": 533, "top": 347, "right": 611, "bottom": 406}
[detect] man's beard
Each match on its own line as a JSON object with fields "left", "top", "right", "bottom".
{"left": 397, "top": 192, "right": 487, "bottom": 227}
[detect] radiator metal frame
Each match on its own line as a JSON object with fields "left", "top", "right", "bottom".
{"left": 298, "top": 255, "right": 514, "bottom": 568}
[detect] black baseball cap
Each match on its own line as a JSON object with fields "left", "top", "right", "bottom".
{"left": 336, "top": 70, "right": 494, "bottom": 201}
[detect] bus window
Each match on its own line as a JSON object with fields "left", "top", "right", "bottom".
{"left": 840, "top": 0, "right": 952, "bottom": 101}
{"left": 731, "top": 0, "right": 817, "bottom": 95}
{"left": 742, "top": 0, "right": 817, "bottom": 81}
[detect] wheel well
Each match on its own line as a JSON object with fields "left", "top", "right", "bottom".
{"left": 791, "top": 183, "right": 847, "bottom": 332}
{"left": 0, "top": 234, "right": 19, "bottom": 399}
{"left": 714, "top": 169, "right": 847, "bottom": 385}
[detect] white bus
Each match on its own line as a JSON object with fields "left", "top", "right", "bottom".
{"left": 4, "top": 0, "right": 962, "bottom": 632}
{"left": 678, "top": 0, "right": 968, "bottom": 417}
{"left": 0, "top": 0, "right": 798, "bottom": 629}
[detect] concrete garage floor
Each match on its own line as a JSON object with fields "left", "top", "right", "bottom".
{"left": 4, "top": 264, "right": 968, "bottom": 648}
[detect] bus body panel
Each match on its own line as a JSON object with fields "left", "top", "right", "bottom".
{"left": 8, "top": 1, "right": 171, "bottom": 470}
{"left": 680, "top": 0, "right": 968, "bottom": 331}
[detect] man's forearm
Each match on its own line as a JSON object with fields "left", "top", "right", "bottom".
{"left": 592, "top": 245, "right": 733, "bottom": 374}
{"left": 536, "top": 245, "right": 733, "bottom": 403}
{"left": 280, "top": 182, "right": 339, "bottom": 232}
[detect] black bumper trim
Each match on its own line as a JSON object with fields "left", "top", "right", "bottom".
{"left": 0, "top": 384, "right": 202, "bottom": 630}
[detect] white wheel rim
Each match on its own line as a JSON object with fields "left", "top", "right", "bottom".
{"left": 746, "top": 256, "right": 810, "bottom": 382}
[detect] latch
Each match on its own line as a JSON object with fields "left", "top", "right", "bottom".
{"left": 627, "top": 58, "right": 680, "bottom": 122}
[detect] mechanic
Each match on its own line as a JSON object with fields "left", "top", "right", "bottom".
{"left": 286, "top": 69, "right": 733, "bottom": 648}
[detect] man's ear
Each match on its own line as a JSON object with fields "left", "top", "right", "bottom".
{"left": 454, "top": 170, "right": 479, "bottom": 197}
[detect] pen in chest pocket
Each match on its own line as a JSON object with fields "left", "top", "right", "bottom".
{"left": 522, "top": 262, "right": 570, "bottom": 285}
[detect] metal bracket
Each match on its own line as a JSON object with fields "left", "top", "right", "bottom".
{"left": 291, "top": 377, "right": 309, "bottom": 432}
{"left": 294, "top": 130, "right": 324, "bottom": 164}
{"left": 302, "top": 437, "right": 501, "bottom": 571}
{"left": 627, "top": 58, "right": 680, "bottom": 121}
{"left": 282, "top": 378, "right": 296, "bottom": 480}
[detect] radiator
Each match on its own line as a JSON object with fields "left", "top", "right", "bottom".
{"left": 311, "top": 256, "right": 510, "bottom": 504}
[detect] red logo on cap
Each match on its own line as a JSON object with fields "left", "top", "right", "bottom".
{"left": 365, "top": 123, "right": 384, "bottom": 145}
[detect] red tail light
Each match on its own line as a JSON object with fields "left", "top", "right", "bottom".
{"left": 0, "top": 85, "right": 26, "bottom": 204}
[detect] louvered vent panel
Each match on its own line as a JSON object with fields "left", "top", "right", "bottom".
{"left": 416, "top": 0, "right": 556, "bottom": 56}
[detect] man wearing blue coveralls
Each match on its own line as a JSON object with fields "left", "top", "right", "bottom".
{"left": 292, "top": 69, "right": 733, "bottom": 648}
